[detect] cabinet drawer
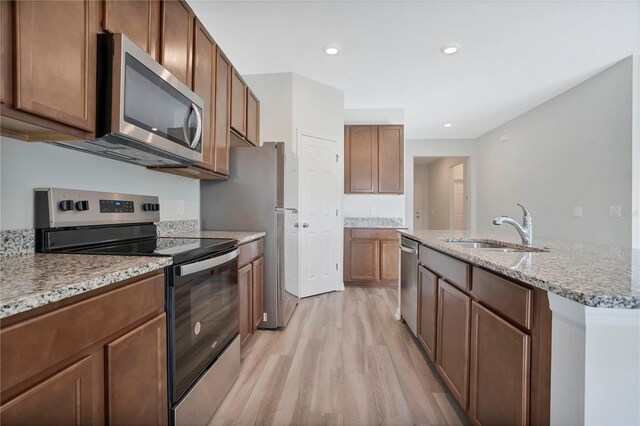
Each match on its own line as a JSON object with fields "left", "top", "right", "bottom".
{"left": 420, "top": 247, "right": 470, "bottom": 291}
{"left": 0, "top": 273, "right": 164, "bottom": 395}
{"left": 349, "top": 228, "right": 398, "bottom": 240}
{"left": 238, "top": 238, "right": 264, "bottom": 267}
{"left": 472, "top": 268, "right": 532, "bottom": 329}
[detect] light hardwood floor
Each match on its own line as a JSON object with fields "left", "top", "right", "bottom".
{"left": 210, "top": 287, "right": 466, "bottom": 426}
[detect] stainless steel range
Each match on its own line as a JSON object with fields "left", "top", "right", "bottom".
{"left": 34, "top": 188, "right": 240, "bottom": 425}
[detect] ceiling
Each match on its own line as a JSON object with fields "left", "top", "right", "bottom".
{"left": 189, "top": 1, "right": 640, "bottom": 139}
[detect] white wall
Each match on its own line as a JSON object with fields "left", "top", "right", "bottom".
{"left": 405, "top": 139, "right": 478, "bottom": 230}
{"left": 632, "top": 55, "right": 639, "bottom": 248}
{"left": 343, "top": 108, "right": 406, "bottom": 221}
{"left": 426, "top": 157, "right": 468, "bottom": 230}
{"left": 475, "top": 57, "right": 634, "bottom": 247}
{"left": 0, "top": 137, "right": 200, "bottom": 230}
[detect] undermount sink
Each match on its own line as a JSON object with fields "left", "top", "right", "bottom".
{"left": 443, "top": 239, "right": 549, "bottom": 253}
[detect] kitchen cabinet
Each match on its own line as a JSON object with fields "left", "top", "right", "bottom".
{"left": 418, "top": 265, "right": 438, "bottom": 362}
{"left": 214, "top": 49, "right": 232, "bottom": 175}
{"left": 436, "top": 279, "right": 471, "bottom": 410}
{"left": 230, "top": 69, "right": 247, "bottom": 138}
{"left": 246, "top": 89, "right": 260, "bottom": 146}
{"left": 237, "top": 238, "right": 265, "bottom": 349}
{"left": 103, "top": 0, "right": 161, "bottom": 60}
{"left": 252, "top": 256, "right": 265, "bottom": 330}
{"left": 344, "top": 125, "right": 404, "bottom": 194}
{"left": 0, "top": 0, "right": 99, "bottom": 141}
{"left": 0, "top": 271, "right": 167, "bottom": 425}
{"left": 469, "top": 301, "right": 530, "bottom": 426}
{"left": 160, "top": 0, "right": 193, "bottom": 88}
{"left": 343, "top": 228, "right": 400, "bottom": 285}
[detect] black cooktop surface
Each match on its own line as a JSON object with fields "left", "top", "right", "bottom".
{"left": 60, "top": 237, "right": 237, "bottom": 264}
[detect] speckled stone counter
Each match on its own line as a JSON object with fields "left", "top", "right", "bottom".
{"left": 400, "top": 229, "right": 640, "bottom": 309}
{"left": 0, "top": 254, "right": 172, "bottom": 319}
{"left": 164, "top": 230, "right": 266, "bottom": 245}
{"left": 344, "top": 217, "right": 405, "bottom": 229}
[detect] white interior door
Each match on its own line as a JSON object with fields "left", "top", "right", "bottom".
{"left": 298, "top": 131, "right": 341, "bottom": 298}
{"left": 414, "top": 183, "right": 422, "bottom": 229}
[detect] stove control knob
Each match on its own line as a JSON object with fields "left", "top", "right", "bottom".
{"left": 59, "top": 200, "right": 74, "bottom": 211}
{"left": 75, "top": 200, "right": 89, "bottom": 211}
{"left": 143, "top": 203, "right": 153, "bottom": 211}
{"left": 153, "top": 203, "right": 160, "bottom": 211}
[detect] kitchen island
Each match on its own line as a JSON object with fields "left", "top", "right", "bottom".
{"left": 399, "top": 229, "right": 639, "bottom": 426}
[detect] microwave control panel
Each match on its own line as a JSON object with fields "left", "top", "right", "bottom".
{"left": 100, "top": 199, "right": 135, "bottom": 213}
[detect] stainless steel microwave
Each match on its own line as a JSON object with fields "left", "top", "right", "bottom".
{"left": 52, "top": 33, "right": 204, "bottom": 167}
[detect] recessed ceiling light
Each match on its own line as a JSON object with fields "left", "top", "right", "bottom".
{"left": 444, "top": 123, "right": 453, "bottom": 128}
{"left": 151, "top": 127, "right": 158, "bottom": 132}
{"left": 324, "top": 45, "right": 340, "bottom": 56}
{"left": 440, "top": 43, "right": 461, "bottom": 55}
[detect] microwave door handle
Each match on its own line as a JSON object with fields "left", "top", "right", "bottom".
{"left": 189, "top": 104, "right": 202, "bottom": 149}
{"left": 182, "top": 105, "right": 192, "bottom": 146}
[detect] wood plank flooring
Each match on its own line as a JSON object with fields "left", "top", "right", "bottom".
{"left": 209, "top": 287, "right": 466, "bottom": 426}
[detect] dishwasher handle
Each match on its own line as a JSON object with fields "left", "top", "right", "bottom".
{"left": 400, "top": 245, "right": 418, "bottom": 254}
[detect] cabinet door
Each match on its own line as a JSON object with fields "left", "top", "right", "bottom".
{"left": 246, "top": 89, "right": 259, "bottom": 146}
{"left": 470, "top": 302, "right": 530, "bottom": 426}
{"left": 230, "top": 69, "right": 247, "bottom": 137}
{"left": 106, "top": 314, "right": 167, "bottom": 426}
{"left": 418, "top": 266, "right": 438, "bottom": 362}
{"left": 380, "top": 239, "right": 399, "bottom": 281}
{"left": 14, "top": 0, "right": 97, "bottom": 131}
{"left": 192, "top": 20, "right": 216, "bottom": 171}
{"left": 252, "top": 256, "right": 264, "bottom": 331}
{"left": 214, "top": 49, "right": 231, "bottom": 175}
{"left": 436, "top": 279, "right": 471, "bottom": 410}
{"left": 103, "top": 0, "right": 160, "bottom": 60}
{"left": 160, "top": 0, "right": 193, "bottom": 87}
{"left": 238, "top": 263, "right": 253, "bottom": 348}
{"left": 0, "top": 0, "right": 12, "bottom": 106}
{"left": 345, "top": 126, "right": 378, "bottom": 193}
{"left": 377, "top": 125, "right": 404, "bottom": 194}
{"left": 349, "top": 239, "right": 380, "bottom": 281}
{"left": 0, "top": 352, "right": 104, "bottom": 425}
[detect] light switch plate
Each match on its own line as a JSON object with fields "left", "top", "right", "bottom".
{"left": 573, "top": 206, "right": 583, "bottom": 217}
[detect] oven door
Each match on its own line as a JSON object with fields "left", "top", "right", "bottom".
{"left": 168, "top": 248, "right": 239, "bottom": 403}
{"left": 109, "top": 33, "right": 204, "bottom": 163}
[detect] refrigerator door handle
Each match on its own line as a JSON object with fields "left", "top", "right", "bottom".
{"left": 275, "top": 207, "right": 299, "bottom": 214}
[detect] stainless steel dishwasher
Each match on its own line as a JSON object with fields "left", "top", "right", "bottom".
{"left": 400, "top": 236, "right": 419, "bottom": 336}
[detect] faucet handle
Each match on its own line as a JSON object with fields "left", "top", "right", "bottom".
{"left": 517, "top": 203, "right": 531, "bottom": 221}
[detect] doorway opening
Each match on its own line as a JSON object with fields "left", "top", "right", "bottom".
{"left": 413, "top": 157, "right": 469, "bottom": 230}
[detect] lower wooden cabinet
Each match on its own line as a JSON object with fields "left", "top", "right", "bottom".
{"left": 469, "top": 302, "right": 530, "bottom": 426}
{"left": 0, "top": 271, "right": 167, "bottom": 425}
{"left": 0, "top": 352, "right": 104, "bottom": 425}
{"left": 436, "top": 279, "right": 471, "bottom": 410}
{"left": 344, "top": 228, "right": 399, "bottom": 285}
{"left": 417, "top": 265, "right": 438, "bottom": 362}
{"left": 237, "top": 238, "right": 265, "bottom": 349}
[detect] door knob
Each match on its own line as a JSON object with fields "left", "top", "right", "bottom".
{"left": 294, "top": 223, "right": 299, "bottom": 228}
{"left": 302, "top": 223, "right": 310, "bottom": 228}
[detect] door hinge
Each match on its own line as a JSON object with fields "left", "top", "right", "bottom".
{"left": 336, "top": 154, "right": 339, "bottom": 162}
{"left": 336, "top": 263, "right": 338, "bottom": 271}
{"left": 336, "top": 209, "right": 339, "bottom": 216}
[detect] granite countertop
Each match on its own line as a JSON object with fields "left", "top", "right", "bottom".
{"left": 160, "top": 230, "right": 266, "bottom": 244}
{"left": 0, "top": 254, "right": 172, "bottom": 319}
{"left": 344, "top": 217, "right": 406, "bottom": 229}
{"left": 400, "top": 229, "right": 640, "bottom": 309}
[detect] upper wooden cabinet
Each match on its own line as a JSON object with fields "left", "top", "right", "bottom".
{"left": 160, "top": 0, "right": 193, "bottom": 87}
{"left": 0, "top": 0, "right": 12, "bottom": 106}
{"left": 344, "top": 125, "right": 404, "bottom": 194}
{"left": 246, "top": 89, "right": 260, "bottom": 146}
{"left": 230, "top": 69, "right": 247, "bottom": 137}
{"left": 103, "top": 0, "right": 160, "bottom": 61}
{"left": 214, "top": 49, "right": 232, "bottom": 175}
{"left": 13, "top": 0, "right": 98, "bottom": 133}
{"left": 192, "top": 19, "right": 216, "bottom": 171}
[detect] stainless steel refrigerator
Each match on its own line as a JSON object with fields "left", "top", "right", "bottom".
{"left": 200, "top": 142, "right": 298, "bottom": 328}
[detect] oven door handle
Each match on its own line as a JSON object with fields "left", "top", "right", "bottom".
{"left": 178, "top": 249, "right": 239, "bottom": 276}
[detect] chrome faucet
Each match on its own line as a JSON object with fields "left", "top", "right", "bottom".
{"left": 493, "top": 203, "right": 533, "bottom": 246}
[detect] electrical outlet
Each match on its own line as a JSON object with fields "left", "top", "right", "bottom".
{"left": 177, "top": 200, "right": 185, "bottom": 217}
{"left": 263, "top": 313, "right": 267, "bottom": 322}
{"left": 573, "top": 206, "right": 583, "bottom": 217}
{"left": 609, "top": 205, "right": 622, "bottom": 218}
